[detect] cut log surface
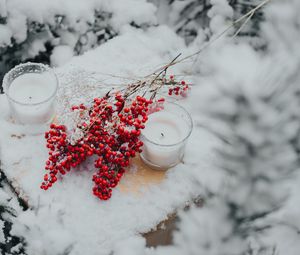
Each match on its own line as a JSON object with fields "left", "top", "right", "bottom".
{"left": 120, "top": 157, "right": 167, "bottom": 194}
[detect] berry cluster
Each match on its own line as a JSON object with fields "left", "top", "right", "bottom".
{"left": 168, "top": 77, "right": 189, "bottom": 97}
{"left": 41, "top": 72, "right": 190, "bottom": 201}
{"left": 41, "top": 94, "right": 153, "bottom": 200}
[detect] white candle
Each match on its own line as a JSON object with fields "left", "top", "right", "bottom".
{"left": 5, "top": 66, "right": 58, "bottom": 125}
{"left": 141, "top": 108, "right": 191, "bottom": 169}
{"left": 8, "top": 73, "right": 55, "bottom": 104}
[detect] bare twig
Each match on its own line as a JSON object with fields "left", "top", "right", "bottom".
{"left": 150, "top": 0, "right": 272, "bottom": 73}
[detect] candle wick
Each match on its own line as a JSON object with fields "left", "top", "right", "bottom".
{"left": 161, "top": 133, "right": 164, "bottom": 137}
{"left": 29, "top": 96, "right": 32, "bottom": 100}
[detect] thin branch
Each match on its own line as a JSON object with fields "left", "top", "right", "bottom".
{"left": 232, "top": 10, "right": 255, "bottom": 38}
{"left": 151, "top": 0, "right": 272, "bottom": 74}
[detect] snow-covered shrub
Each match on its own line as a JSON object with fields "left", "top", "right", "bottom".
{"left": 143, "top": 54, "right": 300, "bottom": 255}
{"left": 0, "top": 0, "right": 157, "bottom": 88}
{"left": 0, "top": 172, "right": 25, "bottom": 254}
{"left": 151, "top": 0, "right": 264, "bottom": 45}
{"left": 147, "top": 1, "right": 300, "bottom": 254}
{"left": 262, "top": 0, "right": 300, "bottom": 59}
{"left": 231, "top": 0, "right": 265, "bottom": 38}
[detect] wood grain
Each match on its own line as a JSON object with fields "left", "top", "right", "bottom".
{"left": 119, "top": 155, "right": 167, "bottom": 194}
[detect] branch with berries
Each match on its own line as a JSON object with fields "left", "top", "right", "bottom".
{"left": 41, "top": 66, "right": 190, "bottom": 200}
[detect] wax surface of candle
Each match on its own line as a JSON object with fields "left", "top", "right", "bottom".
{"left": 7, "top": 72, "right": 57, "bottom": 124}
{"left": 8, "top": 72, "right": 56, "bottom": 104}
{"left": 142, "top": 111, "right": 188, "bottom": 145}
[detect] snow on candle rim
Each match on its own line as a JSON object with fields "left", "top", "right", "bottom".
{"left": 141, "top": 108, "right": 192, "bottom": 146}
{"left": 8, "top": 72, "right": 57, "bottom": 105}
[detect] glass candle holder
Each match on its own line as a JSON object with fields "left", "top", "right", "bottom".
{"left": 3, "top": 62, "right": 58, "bottom": 125}
{"left": 140, "top": 101, "right": 193, "bottom": 170}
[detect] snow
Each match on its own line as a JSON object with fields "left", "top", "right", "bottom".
{"left": 2, "top": 0, "right": 157, "bottom": 45}
{"left": 0, "top": 220, "right": 4, "bottom": 243}
{"left": 1, "top": 0, "right": 300, "bottom": 254}
{"left": 208, "top": 0, "right": 233, "bottom": 34}
{"left": 0, "top": 26, "right": 219, "bottom": 255}
{"left": 0, "top": 0, "right": 158, "bottom": 66}
{"left": 105, "top": 0, "right": 157, "bottom": 29}
{"left": 50, "top": 45, "right": 74, "bottom": 67}
{"left": 0, "top": 0, "right": 7, "bottom": 17}
{"left": 0, "top": 24, "right": 12, "bottom": 46}
{"left": 55, "top": 25, "right": 186, "bottom": 128}
{"left": 26, "top": 37, "right": 48, "bottom": 59}
{"left": 111, "top": 1, "right": 300, "bottom": 254}
{"left": 6, "top": 12, "right": 27, "bottom": 43}
{"left": 113, "top": 236, "right": 147, "bottom": 255}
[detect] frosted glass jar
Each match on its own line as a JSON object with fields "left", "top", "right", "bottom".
{"left": 140, "top": 102, "right": 193, "bottom": 170}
